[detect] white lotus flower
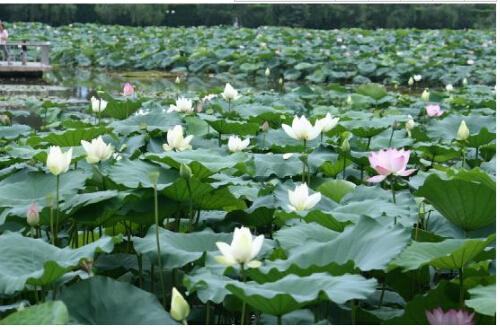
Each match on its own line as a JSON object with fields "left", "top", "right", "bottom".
{"left": 221, "top": 83, "right": 239, "bottom": 101}
{"left": 170, "top": 287, "right": 190, "bottom": 322}
{"left": 282, "top": 115, "right": 321, "bottom": 141}
{"left": 265, "top": 67, "right": 270, "bottom": 77}
{"left": 80, "top": 136, "right": 114, "bottom": 164}
{"left": 467, "top": 59, "right": 475, "bottom": 65}
{"left": 421, "top": 88, "right": 430, "bottom": 101}
{"left": 405, "top": 115, "right": 415, "bottom": 137}
{"left": 90, "top": 96, "right": 107, "bottom": 113}
{"left": 408, "top": 77, "right": 414, "bottom": 86}
{"left": 202, "top": 94, "right": 217, "bottom": 102}
{"left": 282, "top": 153, "right": 294, "bottom": 160}
{"left": 46, "top": 146, "right": 72, "bottom": 176}
{"left": 315, "top": 113, "right": 339, "bottom": 133}
{"left": 462, "top": 78, "right": 468, "bottom": 86}
{"left": 446, "top": 84, "right": 454, "bottom": 92}
{"left": 227, "top": 136, "right": 250, "bottom": 153}
{"left": 456, "top": 120, "right": 470, "bottom": 141}
{"left": 215, "top": 226, "right": 264, "bottom": 268}
{"left": 168, "top": 97, "right": 194, "bottom": 114}
{"left": 162, "top": 125, "right": 193, "bottom": 152}
{"left": 288, "top": 183, "right": 321, "bottom": 212}
{"left": 413, "top": 74, "right": 422, "bottom": 82}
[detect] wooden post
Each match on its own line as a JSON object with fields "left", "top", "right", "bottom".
{"left": 40, "top": 44, "right": 50, "bottom": 65}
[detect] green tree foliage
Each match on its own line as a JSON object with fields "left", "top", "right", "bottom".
{"left": 0, "top": 4, "right": 495, "bottom": 29}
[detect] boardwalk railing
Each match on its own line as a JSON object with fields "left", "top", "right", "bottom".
{"left": 3, "top": 42, "right": 51, "bottom": 66}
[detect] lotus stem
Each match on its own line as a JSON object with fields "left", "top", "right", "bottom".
{"left": 153, "top": 182, "right": 167, "bottom": 308}
{"left": 228, "top": 99, "right": 231, "bottom": 112}
{"left": 459, "top": 267, "right": 465, "bottom": 307}
{"left": 351, "top": 300, "right": 357, "bottom": 325}
{"left": 388, "top": 127, "right": 394, "bottom": 147}
{"left": 461, "top": 149, "right": 465, "bottom": 167}
{"left": 50, "top": 175, "right": 60, "bottom": 246}
{"left": 240, "top": 264, "right": 247, "bottom": 325}
{"left": 342, "top": 152, "right": 347, "bottom": 179}
{"left": 391, "top": 176, "right": 396, "bottom": 204}
{"left": 366, "top": 137, "right": 371, "bottom": 151}
{"left": 378, "top": 279, "right": 386, "bottom": 308}
{"left": 186, "top": 180, "right": 194, "bottom": 232}
{"left": 277, "top": 315, "right": 282, "bottom": 325}
{"left": 302, "top": 140, "right": 307, "bottom": 183}
{"left": 206, "top": 301, "right": 211, "bottom": 325}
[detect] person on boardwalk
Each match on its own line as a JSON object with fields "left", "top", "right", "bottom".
{"left": 0, "top": 22, "right": 10, "bottom": 64}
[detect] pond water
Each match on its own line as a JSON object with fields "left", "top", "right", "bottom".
{"left": 0, "top": 67, "right": 422, "bottom": 130}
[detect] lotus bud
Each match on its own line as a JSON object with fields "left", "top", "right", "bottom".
{"left": 392, "top": 121, "right": 400, "bottom": 129}
{"left": 179, "top": 163, "right": 193, "bottom": 180}
{"left": 408, "top": 77, "right": 414, "bottom": 86}
{"left": 170, "top": 287, "right": 190, "bottom": 323}
{"left": 445, "top": 84, "right": 454, "bottom": 92}
{"left": 26, "top": 202, "right": 40, "bottom": 227}
{"left": 90, "top": 96, "right": 107, "bottom": 113}
{"left": 421, "top": 88, "right": 430, "bottom": 101}
{"left": 462, "top": 78, "right": 468, "bottom": 86}
{"left": 175, "top": 76, "right": 181, "bottom": 84}
{"left": 0, "top": 114, "right": 10, "bottom": 125}
{"left": 341, "top": 137, "right": 350, "bottom": 153}
{"left": 279, "top": 78, "right": 284, "bottom": 85}
{"left": 123, "top": 83, "right": 134, "bottom": 96}
{"left": 260, "top": 121, "right": 270, "bottom": 132}
{"left": 405, "top": 115, "right": 415, "bottom": 137}
{"left": 456, "top": 120, "right": 469, "bottom": 141}
{"left": 346, "top": 95, "right": 352, "bottom": 106}
{"left": 265, "top": 67, "right": 270, "bottom": 77}
{"left": 221, "top": 83, "right": 239, "bottom": 101}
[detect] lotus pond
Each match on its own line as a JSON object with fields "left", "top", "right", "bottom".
{"left": 0, "top": 23, "right": 496, "bottom": 325}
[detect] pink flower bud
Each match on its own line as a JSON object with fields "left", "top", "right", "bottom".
{"left": 26, "top": 202, "right": 40, "bottom": 227}
{"left": 123, "top": 83, "right": 135, "bottom": 96}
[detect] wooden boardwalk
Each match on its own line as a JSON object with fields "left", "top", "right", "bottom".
{"left": 0, "top": 42, "right": 52, "bottom": 78}
{"left": 0, "top": 61, "right": 52, "bottom": 73}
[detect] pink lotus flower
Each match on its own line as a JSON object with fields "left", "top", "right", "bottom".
{"left": 426, "top": 104, "right": 443, "bottom": 117}
{"left": 367, "top": 148, "right": 416, "bottom": 183}
{"left": 123, "top": 83, "right": 135, "bottom": 96}
{"left": 426, "top": 308, "right": 474, "bottom": 325}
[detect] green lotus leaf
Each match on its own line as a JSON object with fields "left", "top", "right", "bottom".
{"left": 390, "top": 234, "right": 495, "bottom": 271}
{"left": 133, "top": 227, "right": 232, "bottom": 269}
{"left": 60, "top": 276, "right": 176, "bottom": 324}
{"left": 26, "top": 126, "right": 111, "bottom": 147}
{"left": 103, "top": 158, "right": 178, "bottom": 189}
{"left": 415, "top": 169, "right": 495, "bottom": 231}
{"left": 0, "top": 233, "right": 118, "bottom": 295}
{"left": 0, "top": 301, "right": 69, "bottom": 325}
{"left": 465, "top": 284, "right": 496, "bottom": 316}
{"left": 227, "top": 273, "right": 377, "bottom": 316}
{"left": 110, "top": 110, "right": 182, "bottom": 135}
{"left": 0, "top": 169, "right": 89, "bottom": 210}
